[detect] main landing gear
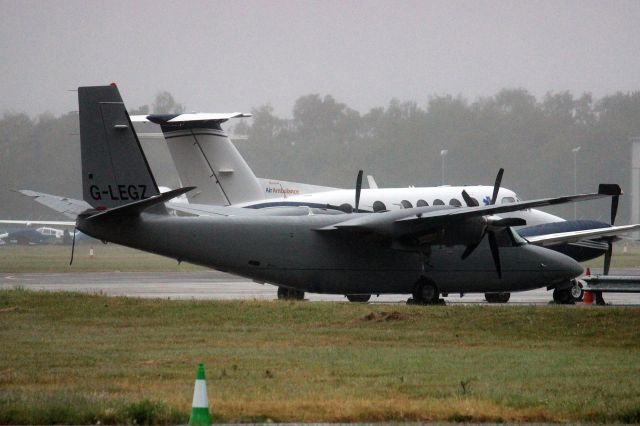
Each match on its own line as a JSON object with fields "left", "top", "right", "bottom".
{"left": 552, "top": 280, "right": 583, "bottom": 304}
{"left": 408, "top": 278, "right": 443, "bottom": 305}
{"left": 485, "top": 292, "right": 511, "bottom": 303}
{"left": 346, "top": 294, "right": 371, "bottom": 303}
{"left": 277, "top": 286, "right": 304, "bottom": 300}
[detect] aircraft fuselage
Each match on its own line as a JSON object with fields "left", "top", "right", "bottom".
{"left": 77, "top": 212, "right": 582, "bottom": 296}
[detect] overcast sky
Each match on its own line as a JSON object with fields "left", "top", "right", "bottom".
{"left": 2, "top": 0, "right": 639, "bottom": 118}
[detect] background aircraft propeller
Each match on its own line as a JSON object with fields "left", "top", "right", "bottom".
{"left": 355, "top": 170, "right": 363, "bottom": 213}
{"left": 491, "top": 168, "right": 504, "bottom": 205}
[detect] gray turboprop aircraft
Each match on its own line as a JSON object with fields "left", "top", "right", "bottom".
{"left": 74, "top": 84, "right": 621, "bottom": 304}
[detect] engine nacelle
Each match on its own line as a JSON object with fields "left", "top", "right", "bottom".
{"left": 439, "top": 217, "right": 486, "bottom": 246}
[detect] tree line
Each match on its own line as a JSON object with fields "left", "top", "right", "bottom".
{"left": 1, "top": 89, "right": 639, "bottom": 223}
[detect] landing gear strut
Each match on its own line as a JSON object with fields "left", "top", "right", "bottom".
{"left": 277, "top": 286, "right": 304, "bottom": 300}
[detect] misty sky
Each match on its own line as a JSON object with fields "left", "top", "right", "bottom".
{"left": 2, "top": 0, "right": 639, "bottom": 118}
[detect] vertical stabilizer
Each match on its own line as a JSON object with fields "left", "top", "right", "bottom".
{"left": 79, "top": 85, "right": 160, "bottom": 209}
{"left": 132, "top": 113, "right": 264, "bottom": 206}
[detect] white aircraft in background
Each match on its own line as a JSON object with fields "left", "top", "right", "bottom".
{"left": 130, "top": 113, "right": 560, "bottom": 226}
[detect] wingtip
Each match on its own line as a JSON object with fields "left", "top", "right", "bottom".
{"left": 598, "top": 184, "right": 622, "bottom": 196}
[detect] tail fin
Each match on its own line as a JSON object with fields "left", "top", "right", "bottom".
{"left": 79, "top": 84, "right": 160, "bottom": 209}
{"left": 130, "top": 113, "right": 264, "bottom": 206}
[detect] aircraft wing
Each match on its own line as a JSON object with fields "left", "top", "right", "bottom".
{"left": 523, "top": 224, "right": 640, "bottom": 246}
{"left": 167, "top": 202, "right": 319, "bottom": 217}
{"left": 18, "top": 190, "right": 92, "bottom": 219}
{"left": 320, "top": 184, "right": 621, "bottom": 239}
{"left": 167, "top": 202, "right": 266, "bottom": 217}
{"left": 0, "top": 219, "right": 75, "bottom": 226}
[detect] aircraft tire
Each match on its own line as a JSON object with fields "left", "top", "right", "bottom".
{"left": 569, "top": 281, "right": 583, "bottom": 302}
{"left": 277, "top": 287, "right": 305, "bottom": 300}
{"left": 412, "top": 279, "right": 440, "bottom": 305}
{"left": 346, "top": 294, "right": 371, "bottom": 303}
{"left": 485, "top": 292, "right": 511, "bottom": 303}
{"left": 552, "top": 287, "right": 573, "bottom": 304}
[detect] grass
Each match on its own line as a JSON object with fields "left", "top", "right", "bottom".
{"left": 1, "top": 289, "right": 639, "bottom": 423}
{"left": 0, "top": 243, "right": 206, "bottom": 273}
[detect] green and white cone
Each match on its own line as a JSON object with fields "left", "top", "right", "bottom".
{"left": 188, "top": 363, "right": 211, "bottom": 426}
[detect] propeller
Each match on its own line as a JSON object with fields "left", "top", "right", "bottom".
{"left": 461, "top": 190, "right": 479, "bottom": 207}
{"left": 459, "top": 169, "right": 523, "bottom": 279}
{"left": 491, "top": 168, "right": 504, "bottom": 205}
{"left": 69, "top": 227, "right": 77, "bottom": 266}
{"left": 354, "top": 170, "right": 363, "bottom": 213}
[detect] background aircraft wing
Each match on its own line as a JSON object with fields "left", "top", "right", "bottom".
{"left": 18, "top": 190, "right": 92, "bottom": 219}
{"left": 523, "top": 224, "right": 640, "bottom": 246}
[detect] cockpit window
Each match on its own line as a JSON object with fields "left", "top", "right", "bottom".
{"left": 501, "top": 196, "right": 516, "bottom": 204}
{"left": 433, "top": 199, "right": 444, "bottom": 206}
{"left": 449, "top": 198, "right": 462, "bottom": 207}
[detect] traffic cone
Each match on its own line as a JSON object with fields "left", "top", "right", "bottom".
{"left": 188, "top": 363, "right": 211, "bottom": 426}
{"left": 582, "top": 267, "right": 593, "bottom": 304}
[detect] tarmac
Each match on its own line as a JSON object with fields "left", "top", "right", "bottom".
{"left": 2, "top": 268, "right": 640, "bottom": 305}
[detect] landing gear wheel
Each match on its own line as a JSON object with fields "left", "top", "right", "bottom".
{"left": 485, "top": 292, "right": 511, "bottom": 303}
{"left": 553, "top": 287, "right": 573, "bottom": 304}
{"left": 346, "top": 294, "right": 371, "bottom": 303}
{"left": 569, "top": 281, "right": 583, "bottom": 302}
{"left": 412, "top": 279, "right": 440, "bottom": 305}
{"left": 277, "top": 287, "right": 305, "bottom": 300}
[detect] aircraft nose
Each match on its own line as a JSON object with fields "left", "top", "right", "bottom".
{"left": 541, "top": 249, "right": 584, "bottom": 282}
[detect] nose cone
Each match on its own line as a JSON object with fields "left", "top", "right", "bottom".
{"left": 539, "top": 247, "right": 584, "bottom": 283}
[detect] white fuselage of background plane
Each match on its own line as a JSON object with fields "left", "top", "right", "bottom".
{"left": 236, "top": 186, "right": 564, "bottom": 227}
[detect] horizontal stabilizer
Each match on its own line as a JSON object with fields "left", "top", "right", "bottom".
{"left": 86, "top": 187, "right": 195, "bottom": 222}
{"left": 130, "top": 112, "right": 251, "bottom": 124}
{"left": 18, "top": 190, "right": 93, "bottom": 219}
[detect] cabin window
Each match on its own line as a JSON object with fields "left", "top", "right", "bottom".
{"left": 373, "top": 200, "right": 387, "bottom": 212}
{"left": 433, "top": 199, "right": 444, "bottom": 206}
{"left": 401, "top": 200, "right": 413, "bottom": 209}
{"left": 449, "top": 198, "right": 462, "bottom": 207}
{"left": 417, "top": 199, "right": 428, "bottom": 207}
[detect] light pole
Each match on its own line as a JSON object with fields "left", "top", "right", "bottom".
{"left": 440, "top": 149, "right": 448, "bottom": 185}
{"left": 572, "top": 146, "right": 581, "bottom": 219}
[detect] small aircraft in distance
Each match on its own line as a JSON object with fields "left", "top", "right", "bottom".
{"left": 70, "top": 84, "right": 634, "bottom": 304}
{"left": 0, "top": 220, "right": 76, "bottom": 245}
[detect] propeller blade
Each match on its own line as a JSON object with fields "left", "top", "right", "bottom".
{"left": 355, "top": 170, "right": 363, "bottom": 213}
{"left": 488, "top": 231, "right": 502, "bottom": 279}
{"left": 462, "top": 190, "right": 479, "bottom": 207}
{"left": 461, "top": 241, "right": 481, "bottom": 260}
{"left": 491, "top": 168, "right": 504, "bottom": 205}
{"left": 611, "top": 195, "right": 619, "bottom": 225}
{"left": 69, "top": 228, "right": 77, "bottom": 266}
{"left": 604, "top": 242, "right": 612, "bottom": 275}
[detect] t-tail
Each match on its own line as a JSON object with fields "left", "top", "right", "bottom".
{"left": 130, "top": 112, "right": 264, "bottom": 206}
{"left": 79, "top": 84, "right": 161, "bottom": 210}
